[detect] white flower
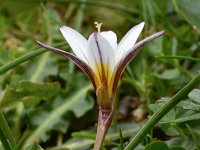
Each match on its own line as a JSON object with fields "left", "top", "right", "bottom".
{"left": 36, "top": 22, "right": 164, "bottom": 108}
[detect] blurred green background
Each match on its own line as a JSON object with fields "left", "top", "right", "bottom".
{"left": 0, "top": 0, "right": 200, "bottom": 149}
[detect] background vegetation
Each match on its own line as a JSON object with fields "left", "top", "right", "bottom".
{"left": 0, "top": 0, "right": 200, "bottom": 149}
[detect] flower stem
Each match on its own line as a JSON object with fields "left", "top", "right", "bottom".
{"left": 94, "top": 107, "right": 113, "bottom": 150}
{"left": 124, "top": 73, "right": 200, "bottom": 150}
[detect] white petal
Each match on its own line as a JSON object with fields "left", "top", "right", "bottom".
{"left": 36, "top": 40, "right": 98, "bottom": 89}
{"left": 60, "top": 26, "right": 89, "bottom": 64}
{"left": 87, "top": 32, "right": 115, "bottom": 83}
{"left": 116, "top": 22, "right": 144, "bottom": 61}
{"left": 111, "top": 30, "right": 164, "bottom": 94}
{"left": 100, "top": 31, "right": 117, "bottom": 50}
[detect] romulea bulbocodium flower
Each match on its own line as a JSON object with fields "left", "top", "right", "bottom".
{"left": 36, "top": 22, "right": 164, "bottom": 150}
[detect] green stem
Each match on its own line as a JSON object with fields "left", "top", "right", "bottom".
{"left": 0, "top": 112, "right": 16, "bottom": 150}
{"left": 186, "top": 124, "right": 200, "bottom": 150}
{"left": 177, "top": 64, "right": 194, "bottom": 79}
{"left": 72, "top": 131, "right": 96, "bottom": 139}
{"left": 0, "top": 42, "right": 66, "bottom": 75}
{"left": 156, "top": 55, "right": 197, "bottom": 79}
{"left": 122, "top": 77, "right": 146, "bottom": 96}
{"left": 72, "top": 131, "right": 118, "bottom": 146}
{"left": 74, "top": 0, "right": 85, "bottom": 32}
{"left": 124, "top": 73, "right": 200, "bottom": 150}
{"left": 68, "top": 0, "right": 86, "bottom": 74}
{"left": 156, "top": 55, "right": 200, "bottom": 63}
{"left": 171, "top": 123, "right": 186, "bottom": 138}
{"left": 29, "top": 52, "right": 50, "bottom": 82}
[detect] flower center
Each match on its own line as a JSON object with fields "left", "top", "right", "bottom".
{"left": 94, "top": 22, "right": 102, "bottom": 33}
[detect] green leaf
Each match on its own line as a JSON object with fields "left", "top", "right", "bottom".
{"left": 118, "top": 126, "right": 124, "bottom": 150}
{"left": 159, "top": 124, "right": 179, "bottom": 137}
{"left": 145, "top": 141, "right": 169, "bottom": 150}
{"left": 0, "top": 81, "right": 60, "bottom": 108}
{"left": 69, "top": 95, "right": 94, "bottom": 118}
{"left": 25, "top": 93, "right": 94, "bottom": 140}
{"left": 51, "top": 138, "right": 94, "bottom": 150}
{"left": 149, "top": 99, "right": 176, "bottom": 124}
{"left": 23, "top": 84, "right": 92, "bottom": 149}
{"left": 50, "top": 123, "right": 140, "bottom": 150}
{"left": 175, "top": 112, "right": 200, "bottom": 123}
{"left": 156, "top": 69, "right": 180, "bottom": 80}
{"left": 25, "top": 53, "right": 58, "bottom": 83}
{"left": 167, "top": 136, "right": 200, "bottom": 150}
{"left": 145, "top": 141, "right": 186, "bottom": 150}
{"left": 147, "top": 36, "right": 163, "bottom": 56}
{"left": 188, "top": 89, "right": 200, "bottom": 104}
{"left": 177, "top": 101, "right": 200, "bottom": 111}
{"left": 173, "top": 0, "right": 200, "bottom": 32}
{"left": 0, "top": 49, "right": 11, "bottom": 66}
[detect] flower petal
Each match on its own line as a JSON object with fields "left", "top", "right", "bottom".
{"left": 60, "top": 26, "right": 89, "bottom": 64}
{"left": 36, "top": 40, "right": 98, "bottom": 89}
{"left": 111, "top": 30, "right": 165, "bottom": 93}
{"left": 100, "top": 31, "right": 117, "bottom": 51}
{"left": 116, "top": 22, "right": 145, "bottom": 61}
{"left": 87, "top": 32, "right": 115, "bottom": 85}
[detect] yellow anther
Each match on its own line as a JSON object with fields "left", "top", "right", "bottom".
{"left": 94, "top": 22, "right": 102, "bottom": 33}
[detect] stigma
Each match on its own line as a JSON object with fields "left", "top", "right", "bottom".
{"left": 94, "top": 22, "right": 103, "bottom": 33}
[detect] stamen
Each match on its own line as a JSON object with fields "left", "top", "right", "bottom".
{"left": 94, "top": 22, "right": 102, "bottom": 33}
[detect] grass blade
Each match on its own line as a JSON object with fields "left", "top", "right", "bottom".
{"left": 0, "top": 112, "right": 16, "bottom": 150}
{"left": 156, "top": 55, "right": 200, "bottom": 62}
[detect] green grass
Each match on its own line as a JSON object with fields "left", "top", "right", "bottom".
{"left": 0, "top": 0, "right": 200, "bottom": 149}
